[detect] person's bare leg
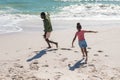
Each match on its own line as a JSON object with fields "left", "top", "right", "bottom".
{"left": 84, "top": 48, "right": 88, "bottom": 64}
{"left": 45, "top": 38, "right": 51, "bottom": 48}
{"left": 45, "top": 32, "right": 58, "bottom": 48}
{"left": 48, "top": 40, "right": 58, "bottom": 48}
{"left": 81, "top": 48, "right": 85, "bottom": 58}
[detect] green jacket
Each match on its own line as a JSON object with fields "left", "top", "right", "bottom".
{"left": 43, "top": 15, "right": 52, "bottom": 32}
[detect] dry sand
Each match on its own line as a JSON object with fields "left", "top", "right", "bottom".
{"left": 0, "top": 19, "right": 120, "bottom": 80}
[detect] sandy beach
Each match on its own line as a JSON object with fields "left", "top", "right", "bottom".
{"left": 0, "top": 19, "right": 120, "bottom": 80}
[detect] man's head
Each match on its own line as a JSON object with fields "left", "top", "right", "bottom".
{"left": 40, "top": 12, "right": 46, "bottom": 19}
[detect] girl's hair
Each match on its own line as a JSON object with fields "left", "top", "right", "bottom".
{"left": 77, "top": 23, "right": 82, "bottom": 30}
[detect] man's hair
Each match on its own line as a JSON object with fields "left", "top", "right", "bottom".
{"left": 41, "top": 12, "right": 45, "bottom": 16}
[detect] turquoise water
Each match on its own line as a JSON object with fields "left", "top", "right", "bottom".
{"left": 0, "top": 0, "right": 120, "bottom": 34}
{"left": 0, "top": 0, "right": 120, "bottom": 14}
{"left": 0, "top": 0, "right": 73, "bottom": 14}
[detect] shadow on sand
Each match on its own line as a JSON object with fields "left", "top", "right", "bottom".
{"left": 68, "top": 58, "right": 86, "bottom": 71}
{"left": 60, "top": 48, "right": 72, "bottom": 51}
{"left": 26, "top": 49, "right": 58, "bottom": 62}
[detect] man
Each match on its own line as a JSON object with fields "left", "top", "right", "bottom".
{"left": 40, "top": 12, "right": 58, "bottom": 48}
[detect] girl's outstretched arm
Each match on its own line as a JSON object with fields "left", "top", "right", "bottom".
{"left": 85, "top": 31, "right": 98, "bottom": 33}
{"left": 72, "top": 33, "right": 77, "bottom": 48}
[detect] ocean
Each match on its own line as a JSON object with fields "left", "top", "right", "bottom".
{"left": 0, "top": 0, "right": 120, "bottom": 34}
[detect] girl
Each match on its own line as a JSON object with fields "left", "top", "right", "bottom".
{"left": 72, "top": 23, "right": 97, "bottom": 64}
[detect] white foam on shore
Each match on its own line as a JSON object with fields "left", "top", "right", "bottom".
{"left": 0, "top": 13, "right": 120, "bottom": 34}
{"left": 0, "top": 3, "right": 120, "bottom": 34}
{"left": 0, "top": 14, "right": 38, "bottom": 34}
{"left": 52, "top": 3, "right": 120, "bottom": 20}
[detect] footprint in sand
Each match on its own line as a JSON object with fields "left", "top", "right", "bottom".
{"left": 74, "top": 51, "right": 79, "bottom": 53}
{"left": 0, "top": 74, "right": 6, "bottom": 80}
{"left": 92, "top": 59, "right": 97, "bottom": 62}
{"left": 88, "top": 64, "right": 97, "bottom": 72}
{"left": 53, "top": 51, "right": 56, "bottom": 53}
{"left": 104, "top": 55, "right": 109, "bottom": 57}
{"left": 32, "top": 60, "right": 39, "bottom": 64}
{"left": 60, "top": 48, "right": 72, "bottom": 51}
{"left": 11, "top": 75, "right": 24, "bottom": 80}
{"left": 88, "top": 47, "right": 92, "bottom": 49}
{"left": 14, "top": 63, "right": 23, "bottom": 68}
{"left": 97, "top": 50, "right": 103, "bottom": 53}
{"left": 0, "top": 78, "right": 6, "bottom": 80}
{"left": 90, "top": 75, "right": 103, "bottom": 80}
{"left": 33, "top": 51, "right": 39, "bottom": 53}
{"left": 29, "top": 60, "right": 39, "bottom": 70}
{"left": 28, "top": 48, "right": 32, "bottom": 50}
{"left": 16, "top": 50, "right": 20, "bottom": 52}
{"left": 55, "top": 72, "right": 64, "bottom": 75}
{"left": 60, "top": 58, "right": 68, "bottom": 62}
{"left": 5, "top": 52, "right": 8, "bottom": 55}
{"left": 110, "top": 77, "right": 120, "bottom": 80}
{"left": 8, "top": 68, "right": 15, "bottom": 74}
{"left": 42, "top": 65, "right": 49, "bottom": 67}
{"left": 16, "top": 59, "right": 20, "bottom": 61}
{"left": 54, "top": 75, "right": 61, "bottom": 80}
{"left": 94, "top": 54, "right": 99, "bottom": 56}
{"left": 27, "top": 76, "right": 44, "bottom": 80}
{"left": 59, "top": 54, "right": 62, "bottom": 56}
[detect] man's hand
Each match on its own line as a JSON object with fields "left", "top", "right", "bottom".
{"left": 47, "top": 12, "right": 50, "bottom": 16}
